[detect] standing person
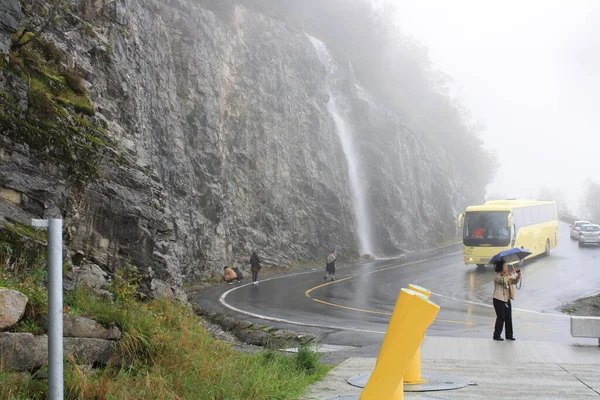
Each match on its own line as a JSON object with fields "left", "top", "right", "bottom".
{"left": 249, "top": 251, "right": 261, "bottom": 286}
{"left": 324, "top": 249, "right": 337, "bottom": 281}
{"left": 492, "top": 260, "right": 521, "bottom": 341}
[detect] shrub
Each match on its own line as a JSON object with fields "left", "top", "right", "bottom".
{"left": 62, "top": 69, "right": 86, "bottom": 96}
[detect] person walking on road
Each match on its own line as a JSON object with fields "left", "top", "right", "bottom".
{"left": 492, "top": 260, "right": 521, "bottom": 341}
{"left": 250, "top": 251, "right": 261, "bottom": 286}
{"left": 324, "top": 249, "right": 337, "bottom": 281}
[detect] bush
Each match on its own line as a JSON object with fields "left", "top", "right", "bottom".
{"left": 109, "top": 265, "right": 141, "bottom": 303}
{"left": 37, "top": 38, "right": 63, "bottom": 65}
{"left": 4, "top": 285, "right": 330, "bottom": 399}
{"left": 62, "top": 69, "right": 86, "bottom": 96}
{"left": 294, "top": 343, "right": 320, "bottom": 374}
{"left": 28, "top": 86, "right": 56, "bottom": 119}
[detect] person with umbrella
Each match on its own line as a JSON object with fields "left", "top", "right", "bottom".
{"left": 490, "top": 248, "right": 527, "bottom": 341}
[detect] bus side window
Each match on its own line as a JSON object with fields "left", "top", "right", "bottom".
{"left": 511, "top": 225, "right": 516, "bottom": 245}
{"left": 532, "top": 206, "right": 540, "bottom": 225}
{"left": 524, "top": 208, "right": 532, "bottom": 226}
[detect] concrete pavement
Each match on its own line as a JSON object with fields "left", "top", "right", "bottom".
{"left": 302, "top": 336, "right": 600, "bottom": 399}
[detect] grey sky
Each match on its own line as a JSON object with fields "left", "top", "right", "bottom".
{"left": 392, "top": 0, "right": 600, "bottom": 213}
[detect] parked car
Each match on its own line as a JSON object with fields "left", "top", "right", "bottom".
{"left": 570, "top": 220, "right": 591, "bottom": 240}
{"left": 579, "top": 224, "right": 600, "bottom": 247}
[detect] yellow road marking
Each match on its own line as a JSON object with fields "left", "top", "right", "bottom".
{"left": 311, "top": 297, "right": 477, "bottom": 326}
{"left": 304, "top": 253, "right": 478, "bottom": 326}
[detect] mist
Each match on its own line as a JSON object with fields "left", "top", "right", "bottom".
{"left": 392, "top": 0, "right": 600, "bottom": 215}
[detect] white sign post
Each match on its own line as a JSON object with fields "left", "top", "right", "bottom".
{"left": 32, "top": 218, "right": 63, "bottom": 400}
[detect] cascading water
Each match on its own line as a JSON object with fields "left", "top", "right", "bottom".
{"left": 308, "top": 35, "right": 374, "bottom": 256}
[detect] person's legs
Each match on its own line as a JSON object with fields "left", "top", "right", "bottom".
{"left": 505, "top": 300, "right": 514, "bottom": 339}
{"left": 493, "top": 298, "right": 506, "bottom": 340}
{"left": 252, "top": 270, "right": 258, "bottom": 284}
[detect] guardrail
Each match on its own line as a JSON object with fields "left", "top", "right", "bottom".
{"left": 570, "top": 316, "right": 600, "bottom": 346}
{"left": 559, "top": 213, "right": 580, "bottom": 224}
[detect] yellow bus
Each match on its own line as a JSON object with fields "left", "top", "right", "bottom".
{"left": 457, "top": 200, "right": 558, "bottom": 267}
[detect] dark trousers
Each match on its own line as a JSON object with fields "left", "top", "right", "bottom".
{"left": 493, "top": 298, "right": 513, "bottom": 339}
{"left": 252, "top": 270, "right": 259, "bottom": 282}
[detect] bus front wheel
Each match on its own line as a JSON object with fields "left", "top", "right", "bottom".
{"left": 545, "top": 240, "right": 550, "bottom": 256}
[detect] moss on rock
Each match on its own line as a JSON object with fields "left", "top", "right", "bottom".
{"left": 1, "top": 31, "right": 112, "bottom": 183}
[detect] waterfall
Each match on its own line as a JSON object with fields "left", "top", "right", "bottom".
{"left": 308, "top": 35, "right": 374, "bottom": 256}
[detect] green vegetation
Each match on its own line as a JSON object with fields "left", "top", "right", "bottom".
{"left": 1, "top": 287, "right": 329, "bottom": 400}
{"left": 0, "top": 223, "right": 328, "bottom": 400}
{"left": 0, "top": 224, "right": 48, "bottom": 321}
{"left": 581, "top": 179, "right": 600, "bottom": 223}
{"left": 0, "top": 26, "right": 113, "bottom": 182}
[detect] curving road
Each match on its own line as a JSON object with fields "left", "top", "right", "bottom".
{"left": 195, "top": 222, "right": 600, "bottom": 348}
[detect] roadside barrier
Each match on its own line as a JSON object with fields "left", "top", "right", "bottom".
{"left": 336, "top": 284, "right": 471, "bottom": 400}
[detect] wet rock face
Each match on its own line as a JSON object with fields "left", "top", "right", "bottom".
{"left": 348, "top": 95, "right": 474, "bottom": 255}
{"left": 0, "top": 0, "right": 357, "bottom": 287}
{"left": 0, "top": 0, "right": 20, "bottom": 53}
{"left": 0, "top": 0, "right": 479, "bottom": 290}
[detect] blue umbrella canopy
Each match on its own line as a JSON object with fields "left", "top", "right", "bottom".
{"left": 490, "top": 248, "right": 532, "bottom": 265}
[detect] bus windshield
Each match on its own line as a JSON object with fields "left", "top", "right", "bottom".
{"left": 463, "top": 211, "right": 511, "bottom": 247}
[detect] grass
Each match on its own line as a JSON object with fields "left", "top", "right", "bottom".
{"left": 1, "top": 224, "right": 329, "bottom": 399}
{"left": 1, "top": 282, "right": 329, "bottom": 400}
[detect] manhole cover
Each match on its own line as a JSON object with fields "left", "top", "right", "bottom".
{"left": 347, "top": 372, "right": 470, "bottom": 392}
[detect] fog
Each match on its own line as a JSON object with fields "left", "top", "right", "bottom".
{"left": 393, "top": 0, "right": 600, "bottom": 214}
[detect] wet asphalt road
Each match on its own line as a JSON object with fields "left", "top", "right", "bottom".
{"left": 195, "top": 222, "right": 600, "bottom": 351}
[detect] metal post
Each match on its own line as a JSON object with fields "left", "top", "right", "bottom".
{"left": 33, "top": 218, "right": 63, "bottom": 400}
{"left": 47, "top": 219, "right": 63, "bottom": 400}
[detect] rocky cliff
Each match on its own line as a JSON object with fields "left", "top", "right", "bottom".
{"left": 0, "top": 0, "right": 479, "bottom": 293}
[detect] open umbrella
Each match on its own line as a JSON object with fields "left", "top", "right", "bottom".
{"left": 489, "top": 248, "right": 531, "bottom": 265}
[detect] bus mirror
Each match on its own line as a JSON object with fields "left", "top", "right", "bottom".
{"left": 508, "top": 212, "right": 514, "bottom": 226}
{"left": 457, "top": 214, "right": 464, "bottom": 228}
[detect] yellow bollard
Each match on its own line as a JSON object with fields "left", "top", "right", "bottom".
{"left": 404, "top": 284, "right": 432, "bottom": 385}
{"left": 408, "top": 284, "right": 431, "bottom": 299}
{"left": 360, "top": 289, "right": 440, "bottom": 400}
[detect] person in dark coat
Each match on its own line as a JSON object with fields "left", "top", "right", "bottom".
{"left": 250, "top": 251, "right": 261, "bottom": 285}
{"left": 232, "top": 265, "right": 244, "bottom": 283}
{"left": 324, "top": 249, "right": 337, "bottom": 281}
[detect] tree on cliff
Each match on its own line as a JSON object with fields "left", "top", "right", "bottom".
{"left": 581, "top": 180, "right": 600, "bottom": 222}
{"left": 12, "top": 0, "right": 97, "bottom": 53}
{"left": 538, "top": 186, "right": 571, "bottom": 216}
{"left": 12, "top": 1, "right": 66, "bottom": 50}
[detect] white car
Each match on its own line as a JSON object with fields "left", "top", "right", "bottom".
{"left": 570, "top": 220, "right": 591, "bottom": 240}
{"left": 579, "top": 224, "right": 600, "bottom": 247}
